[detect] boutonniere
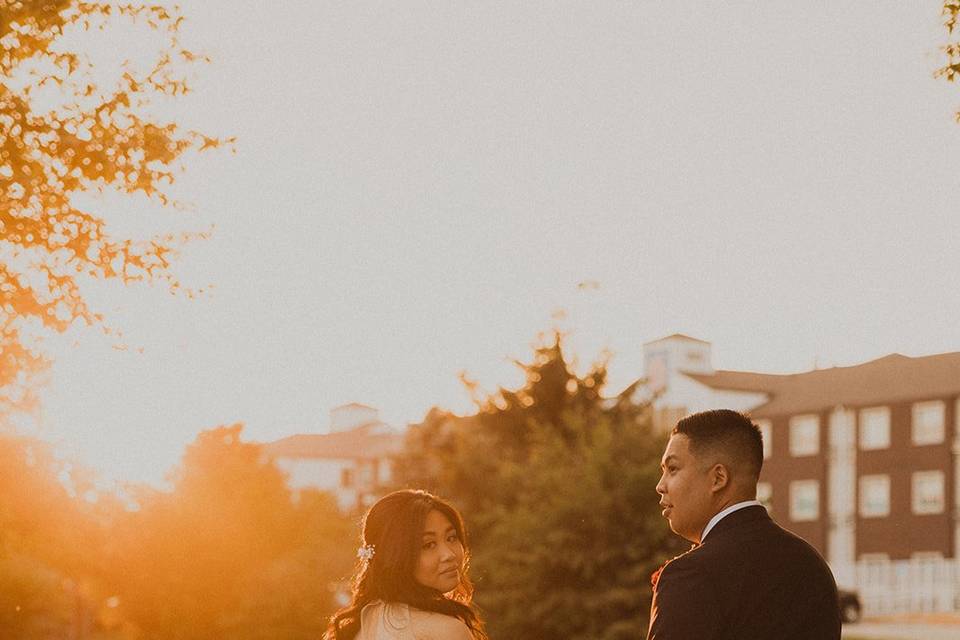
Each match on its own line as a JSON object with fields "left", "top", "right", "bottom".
{"left": 650, "top": 563, "right": 667, "bottom": 588}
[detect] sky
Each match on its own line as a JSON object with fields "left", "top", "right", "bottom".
{"left": 22, "top": 1, "right": 960, "bottom": 488}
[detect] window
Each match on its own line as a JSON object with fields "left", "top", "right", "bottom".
{"left": 358, "top": 462, "right": 373, "bottom": 486}
{"left": 755, "top": 419, "right": 772, "bottom": 460}
{"left": 912, "top": 401, "right": 945, "bottom": 445}
{"left": 789, "top": 415, "right": 820, "bottom": 457}
{"left": 757, "top": 481, "right": 773, "bottom": 512}
{"left": 790, "top": 480, "right": 819, "bottom": 522}
{"left": 859, "top": 407, "right": 890, "bottom": 450}
{"left": 340, "top": 468, "right": 354, "bottom": 488}
{"left": 858, "top": 474, "right": 890, "bottom": 517}
{"left": 912, "top": 471, "right": 945, "bottom": 514}
{"left": 378, "top": 459, "right": 393, "bottom": 484}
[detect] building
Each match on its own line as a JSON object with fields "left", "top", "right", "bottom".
{"left": 263, "top": 403, "right": 404, "bottom": 512}
{"left": 644, "top": 334, "right": 960, "bottom": 614}
{"left": 642, "top": 334, "right": 773, "bottom": 432}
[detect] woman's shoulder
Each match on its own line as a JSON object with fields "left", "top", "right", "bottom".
{"left": 358, "top": 600, "right": 414, "bottom": 639}
{"left": 408, "top": 608, "right": 473, "bottom": 640}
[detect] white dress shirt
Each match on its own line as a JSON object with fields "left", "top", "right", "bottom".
{"left": 700, "top": 499, "right": 763, "bottom": 542}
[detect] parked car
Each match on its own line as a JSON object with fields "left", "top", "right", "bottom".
{"left": 838, "top": 589, "right": 862, "bottom": 623}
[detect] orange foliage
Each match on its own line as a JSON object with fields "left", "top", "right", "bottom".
{"left": 0, "top": 432, "right": 119, "bottom": 637}
{"left": 1, "top": 424, "right": 356, "bottom": 639}
{"left": 0, "top": 0, "right": 231, "bottom": 407}
{"left": 106, "top": 425, "right": 355, "bottom": 640}
{"left": 938, "top": 1, "right": 960, "bottom": 121}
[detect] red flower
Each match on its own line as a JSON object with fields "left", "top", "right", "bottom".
{"left": 650, "top": 563, "right": 667, "bottom": 588}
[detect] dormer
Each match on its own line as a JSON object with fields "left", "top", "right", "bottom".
{"left": 330, "top": 403, "right": 380, "bottom": 432}
{"left": 643, "top": 334, "right": 714, "bottom": 391}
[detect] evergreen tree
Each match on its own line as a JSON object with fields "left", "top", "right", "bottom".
{"left": 396, "top": 334, "right": 686, "bottom": 639}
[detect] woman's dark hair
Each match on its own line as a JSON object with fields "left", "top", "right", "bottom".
{"left": 325, "top": 489, "right": 488, "bottom": 640}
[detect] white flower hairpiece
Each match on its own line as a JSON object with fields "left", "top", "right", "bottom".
{"left": 357, "top": 544, "right": 376, "bottom": 562}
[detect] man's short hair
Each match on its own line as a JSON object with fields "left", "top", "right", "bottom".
{"left": 673, "top": 409, "right": 764, "bottom": 479}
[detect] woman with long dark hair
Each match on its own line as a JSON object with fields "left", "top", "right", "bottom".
{"left": 325, "top": 489, "right": 488, "bottom": 640}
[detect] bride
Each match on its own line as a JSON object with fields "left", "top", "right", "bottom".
{"left": 325, "top": 489, "right": 489, "bottom": 640}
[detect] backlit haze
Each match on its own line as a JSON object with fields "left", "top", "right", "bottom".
{"left": 24, "top": 1, "right": 960, "bottom": 488}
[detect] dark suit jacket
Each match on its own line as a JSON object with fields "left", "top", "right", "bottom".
{"left": 647, "top": 505, "right": 840, "bottom": 640}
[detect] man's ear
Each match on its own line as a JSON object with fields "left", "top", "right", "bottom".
{"left": 709, "top": 463, "right": 729, "bottom": 493}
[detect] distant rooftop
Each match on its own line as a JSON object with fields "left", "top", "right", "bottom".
{"left": 333, "top": 402, "right": 377, "bottom": 411}
{"left": 330, "top": 403, "right": 381, "bottom": 432}
{"left": 643, "top": 333, "right": 711, "bottom": 346}
{"left": 684, "top": 351, "right": 960, "bottom": 417}
{"left": 264, "top": 422, "right": 403, "bottom": 460}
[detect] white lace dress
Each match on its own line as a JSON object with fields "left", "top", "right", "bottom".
{"left": 356, "top": 601, "right": 415, "bottom": 640}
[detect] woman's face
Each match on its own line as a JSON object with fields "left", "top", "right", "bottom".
{"left": 413, "top": 508, "right": 464, "bottom": 593}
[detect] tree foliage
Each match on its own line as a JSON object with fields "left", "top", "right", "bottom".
{"left": 0, "top": 431, "right": 118, "bottom": 638}
{"left": 395, "top": 334, "right": 685, "bottom": 640}
{"left": 938, "top": 1, "right": 960, "bottom": 121}
{"left": 0, "top": 0, "right": 228, "bottom": 408}
{"left": 0, "top": 424, "right": 357, "bottom": 640}
{"left": 107, "top": 424, "right": 356, "bottom": 640}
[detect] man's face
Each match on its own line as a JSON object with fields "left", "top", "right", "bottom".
{"left": 656, "top": 433, "right": 716, "bottom": 543}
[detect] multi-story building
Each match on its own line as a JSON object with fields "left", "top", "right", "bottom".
{"left": 644, "top": 334, "right": 960, "bottom": 614}
{"left": 263, "top": 403, "right": 404, "bottom": 512}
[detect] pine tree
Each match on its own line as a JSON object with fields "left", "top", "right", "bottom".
{"left": 396, "top": 333, "right": 686, "bottom": 639}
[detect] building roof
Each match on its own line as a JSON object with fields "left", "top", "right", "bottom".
{"left": 333, "top": 402, "right": 377, "bottom": 411}
{"left": 684, "top": 369, "right": 791, "bottom": 393}
{"left": 684, "top": 352, "right": 960, "bottom": 417}
{"left": 643, "top": 333, "right": 711, "bottom": 346}
{"left": 263, "top": 423, "right": 404, "bottom": 460}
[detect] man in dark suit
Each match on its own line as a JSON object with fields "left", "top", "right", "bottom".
{"left": 648, "top": 409, "right": 840, "bottom": 639}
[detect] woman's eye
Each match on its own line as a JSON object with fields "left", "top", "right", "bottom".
{"left": 422, "top": 541, "right": 436, "bottom": 550}
{"left": 447, "top": 534, "right": 459, "bottom": 543}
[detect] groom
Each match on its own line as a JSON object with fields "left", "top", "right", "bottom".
{"left": 648, "top": 409, "right": 840, "bottom": 639}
